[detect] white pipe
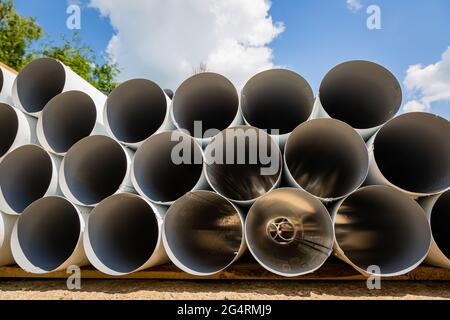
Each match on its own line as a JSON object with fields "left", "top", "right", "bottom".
{"left": 204, "top": 125, "right": 282, "bottom": 206}
{"left": 331, "top": 185, "right": 431, "bottom": 277}
{"left": 104, "top": 79, "right": 174, "bottom": 149}
{"left": 0, "top": 64, "right": 17, "bottom": 105}
{"left": 312, "top": 60, "right": 402, "bottom": 140}
{"left": 131, "top": 131, "right": 208, "bottom": 205}
{"left": 12, "top": 58, "right": 106, "bottom": 120}
{"left": 163, "top": 190, "right": 245, "bottom": 276}
{"left": 366, "top": 112, "right": 450, "bottom": 198}
{"left": 83, "top": 193, "right": 168, "bottom": 275}
{"left": 10, "top": 196, "right": 89, "bottom": 274}
{"left": 0, "top": 212, "right": 17, "bottom": 266}
{"left": 37, "top": 91, "right": 107, "bottom": 156}
{"left": 59, "top": 135, "right": 134, "bottom": 207}
{"left": 418, "top": 190, "right": 450, "bottom": 268}
{"left": 241, "top": 69, "right": 314, "bottom": 148}
{"left": 245, "top": 188, "right": 334, "bottom": 277}
{"left": 0, "top": 144, "right": 61, "bottom": 215}
{"left": 284, "top": 119, "right": 369, "bottom": 202}
{"left": 0, "top": 102, "right": 37, "bottom": 161}
{"left": 171, "top": 72, "right": 242, "bottom": 146}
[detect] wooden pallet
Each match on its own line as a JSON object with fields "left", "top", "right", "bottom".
{"left": 1, "top": 262, "right": 450, "bottom": 281}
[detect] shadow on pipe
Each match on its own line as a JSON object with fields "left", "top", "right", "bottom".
{"left": 315, "top": 60, "right": 402, "bottom": 139}
{"left": 37, "top": 91, "right": 104, "bottom": 155}
{"left": 10, "top": 196, "right": 87, "bottom": 273}
{"left": 246, "top": 188, "right": 334, "bottom": 277}
{"left": 285, "top": 119, "right": 369, "bottom": 201}
{"left": 333, "top": 185, "right": 431, "bottom": 277}
{"left": 104, "top": 79, "right": 172, "bottom": 148}
{"left": 60, "top": 135, "right": 133, "bottom": 207}
{"left": 0, "top": 212, "right": 17, "bottom": 266}
{"left": 132, "top": 131, "right": 205, "bottom": 205}
{"left": 163, "top": 191, "right": 245, "bottom": 276}
{"left": 241, "top": 69, "right": 314, "bottom": 144}
{"left": 0, "top": 145, "right": 59, "bottom": 215}
{"left": 172, "top": 73, "right": 240, "bottom": 141}
{"left": 84, "top": 193, "right": 167, "bottom": 275}
{"left": 204, "top": 125, "right": 282, "bottom": 205}
{"left": 367, "top": 112, "right": 450, "bottom": 197}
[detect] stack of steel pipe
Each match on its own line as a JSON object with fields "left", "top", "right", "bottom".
{"left": 0, "top": 58, "right": 449, "bottom": 279}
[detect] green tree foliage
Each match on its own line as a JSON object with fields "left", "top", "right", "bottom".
{"left": 0, "top": 0, "right": 118, "bottom": 93}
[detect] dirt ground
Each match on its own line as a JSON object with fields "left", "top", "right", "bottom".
{"left": 0, "top": 279, "right": 449, "bottom": 300}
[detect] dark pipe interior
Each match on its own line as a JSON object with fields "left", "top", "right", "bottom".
{"left": 172, "top": 73, "right": 239, "bottom": 138}
{"left": 285, "top": 119, "right": 368, "bottom": 199}
{"left": 0, "top": 69, "right": 4, "bottom": 93}
{"left": 335, "top": 186, "right": 431, "bottom": 275}
{"left": 133, "top": 132, "right": 203, "bottom": 203}
{"left": 16, "top": 58, "right": 66, "bottom": 114}
{"left": 106, "top": 79, "right": 167, "bottom": 143}
{"left": 374, "top": 113, "right": 450, "bottom": 194}
{"left": 0, "top": 103, "right": 19, "bottom": 157}
{"left": 246, "top": 189, "right": 334, "bottom": 275}
{"left": 205, "top": 126, "right": 282, "bottom": 202}
{"left": 88, "top": 194, "right": 159, "bottom": 273}
{"left": 164, "top": 191, "right": 243, "bottom": 274}
{"left": 64, "top": 136, "right": 127, "bottom": 205}
{"left": 241, "top": 69, "right": 314, "bottom": 134}
{"left": 17, "top": 197, "right": 80, "bottom": 271}
{"left": 431, "top": 191, "right": 450, "bottom": 259}
{"left": 0, "top": 145, "right": 52, "bottom": 213}
{"left": 42, "top": 91, "right": 97, "bottom": 153}
{"left": 164, "top": 89, "right": 174, "bottom": 99}
{"left": 319, "top": 61, "right": 402, "bottom": 129}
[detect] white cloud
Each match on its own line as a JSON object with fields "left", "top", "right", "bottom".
{"left": 347, "top": 0, "right": 363, "bottom": 12}
{"left": 403, "top": 46, "right": 450, "bottom": 113}
{"left": 89, "top": 0, "right": 284, "bottom": 90}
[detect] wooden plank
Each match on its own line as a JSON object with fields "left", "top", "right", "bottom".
{"left": 0, "top": 62, "right": 18, "bottom": 74}
{"left": 1, "top": 262, "right": 450, "bottom": 281}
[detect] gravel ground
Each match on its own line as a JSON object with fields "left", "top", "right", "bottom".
{"left": 1, "top": 280, "right": 449, "bottom": 300}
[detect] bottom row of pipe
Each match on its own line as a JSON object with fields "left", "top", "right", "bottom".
{"left": 1, "top": 186, "right": 448, "bottom": 277}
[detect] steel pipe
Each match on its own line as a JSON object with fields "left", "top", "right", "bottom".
{"left": 131, "top": 131, "right": 207, "bottom": 205}
{"left": 0, "top": 212, "right": 17, "bottom": 266}
{"left": 284, "top": 119, "right": 369, "bottom": 202}
{"left": 332, "top": 185, "right": 431, "bottom": 277}
{"left": 163, "top": 191, "right": 245, "bottom": 276}
{"left": 59, "top": 135, "right": 134, "bottom": 207}
{"left": 313, "top": 60, "right": 402, "bottom": 140}
{"left": 0, "top": 64, "right": 16, "bottom": 104}
{"left": 104, "top": 79, "right": 174, "bottom": 149}
{"left": 12, "top": 58, "right": 106, "bottom": 119}
{"left": 10, "top": 196, "right": 88, "bottom": 273}
{"left": 204, "top": 125, "right": 282, "bottom": 206}
{"left": 245, "top": 188, "right": 334, "bottom": 277}
{"left": 366, "top": 112, "right": 450, "bottom": 197}
{"left": 0, "top": 144, "right": 60, "bottom": 215}
{"left": 83, "top": 193, "right": 168, "bottom": 275}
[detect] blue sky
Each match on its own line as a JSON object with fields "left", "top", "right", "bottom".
{"left": 14, "top": 0, "right": 450, "bottom": 119}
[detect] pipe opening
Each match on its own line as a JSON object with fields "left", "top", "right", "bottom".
{"left": 172, "top": 73, "right": 239, "bottom": 138}
{"left": 0, "top": 69, "right": 4, "bottom": 93}
{"left": 64, "top": 136, "right": 127, "bottom": 205}
{"left": 374, "top": 113, "right": 450, "bottom": 194}
{"left": 15, "top": 58, "right": 66, "bottom": 114}
{"left": 319, "top": 61, "right": 402, "bottom": 129}
{"left": 164, "top": 191, "right": 243, "bottom": 275}
{"left": 205, "top": 126, "right": 282, "bottom": 202}
{"left": 0, "top": 103, "right": 19, "bottom": 157}
{"left": 285, "top": 119, "right": 368, "bottom": 199}
{"left": 335, "top": 186, "right": 431, "bottom": 275}
{"left": 16, "top": 197, "right": 80, "bottom": 272}
{"left": 0, "top": 145, "right": 53, "bottom": 213}
{"left": 87, "top": 194, "right": 159, "bottom": 274}
{"left": 431, "top": 191, "right": 450, "bottom": 259}
{"left": 133, "top": 132, "right": 203, "bottom": 203}
{"left": 106, "top": 79, "right": 167, "bottom": 144}
{"left": 246, "top": 189, "right": 334, "bottom": 276}
{"left": 241, "top": 69, "right": 314, "bottom": 134}
{"left": 42, "top": 91, "right": 97, "bottom": 153}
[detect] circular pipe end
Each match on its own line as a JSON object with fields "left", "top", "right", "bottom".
{"left": 430, "top": 191, "right": 450, "bottom": 261}
{"left": 0, "top": 103, "right": 19, "bottom": 158}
